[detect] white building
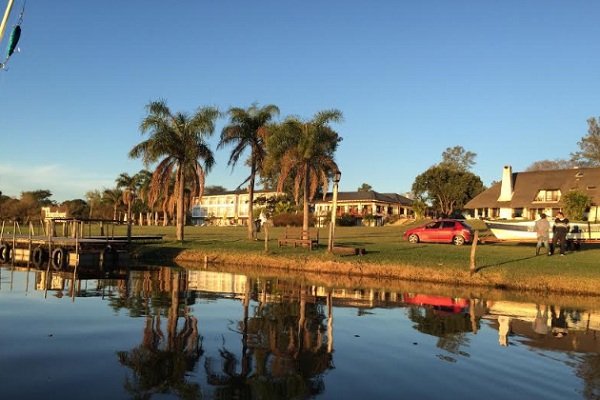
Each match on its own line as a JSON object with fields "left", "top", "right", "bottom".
{"left": 313, "top": 191, "right": 414, "bottom": 226}
{"left": 191, "top": 190, "right": 285, "bottom": 226}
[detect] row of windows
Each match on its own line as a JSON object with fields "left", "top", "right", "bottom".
{"left": 533, "top": 190, "right": 561, "bottom": 202}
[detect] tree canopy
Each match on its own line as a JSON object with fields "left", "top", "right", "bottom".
{"left": 267, "top": 110, "right": 343, "bottom": 232}
{"left": 129, "top": 100, "right": 219, "bottom": 241}
{"left": 219, "top": 103, "right": 279, "bottom": 239}
{"left": 412, "top": 165, "right": 484, "bottom": 216}
{"left": 572, "top": 117, "right": 600, "bottom": 167}
{"left": 439, "top": 146, "right": 476, "bottom": 171}
{"left": 525, "top": 159, "right": 577, "bottom": 171}
{"left": 357, "top": 183, "right": 372, "bottom": 192}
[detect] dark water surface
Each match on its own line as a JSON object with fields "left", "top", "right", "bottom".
{"left": 0, "top": 264, "right": 599, "bottom": 400}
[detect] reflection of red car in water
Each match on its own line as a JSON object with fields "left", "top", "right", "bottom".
{"left": 403, "top": 293, "right": 470, "bottom": 314}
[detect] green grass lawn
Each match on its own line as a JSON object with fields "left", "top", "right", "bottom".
{"left": 116, "top": 219, "right": 600, "bottom": 295}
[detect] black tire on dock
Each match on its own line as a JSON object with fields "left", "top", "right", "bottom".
{"left": 0, "top": 244, "right": 11, "bottom": 263}
{"left": 31, "top": 246, "right": 47, "bottom": 268}
{"left": 51, "top": 247, "right": 68, "bottom": 271}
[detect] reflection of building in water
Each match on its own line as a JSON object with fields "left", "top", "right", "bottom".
{"left": 186, "top": 270, "right": 247, "bottom": 296}
{"left": 498, "top": 316, "right": 511, "bottom": 347}
{"left": 485, "top": 301, "right": 600, "bottom": 352}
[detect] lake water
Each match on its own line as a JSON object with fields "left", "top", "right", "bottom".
{"left": 1, "top": 264, "right": 599, "bottom": 400}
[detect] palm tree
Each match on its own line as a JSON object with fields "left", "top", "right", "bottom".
{"left": 102, "top": 188, "right": 124, "bottom": 221}
{"left": 268, "top": 110, "right": 343, "bottom": 234}
{"left": 219, "top": 104, "right": 279, "bottom": 240}
{"left": 129, "top": 100, "right": 219, "bottom": 241}
{"left": 85, "top": 190, "right": 103, "bottom": 219}
{"left": 133, "top": 169, "right": 153, "bottom": 226}
{"left": 116, "top": 172, "right": 138, "bottom": 240}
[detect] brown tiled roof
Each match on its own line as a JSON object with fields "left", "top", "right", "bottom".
{"left": 465, "top": 167, "right": 600, "bottom": 209}
{"left": 315, "top": 191, "right": 413, "bottom": 206}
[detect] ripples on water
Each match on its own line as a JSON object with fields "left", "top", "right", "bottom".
{"left": 0, "top": 264, "right": 599, "bottom": 400}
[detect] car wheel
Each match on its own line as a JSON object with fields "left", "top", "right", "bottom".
{"left": 453, "top": 235, "right": 465, "bottom": 246}
{"left": 408, "top": 234, "right": 419, "bottom": 244}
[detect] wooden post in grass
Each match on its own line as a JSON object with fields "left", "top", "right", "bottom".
{"left": 470, "top": 230, "right": 479, "bottom": 274}
{"left": 264, "top": 224, "right": 269, "bottom": 253}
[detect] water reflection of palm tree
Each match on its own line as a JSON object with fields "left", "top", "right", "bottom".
{"left": 117, "top": 269, "right": 202, "bottom": 398}
{"left": 576, "top": 354, "right": 600, "bottom": 399}
{"left": 204, "top": 281, "right": 333, "bottom": 398}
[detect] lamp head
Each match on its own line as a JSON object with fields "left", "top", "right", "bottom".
{"left": 333, "top": 170, "right": 341, "bottom": 184}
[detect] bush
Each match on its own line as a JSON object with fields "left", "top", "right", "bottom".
{"left": 562, "top": 191, "right": 592, "bottom": 221}
{"left": 338, "top": 213, "right": 358, "bottom": 226}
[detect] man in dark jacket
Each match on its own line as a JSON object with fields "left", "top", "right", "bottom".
{"left": 550, "top": 212, "right": 569, "bottom": 256}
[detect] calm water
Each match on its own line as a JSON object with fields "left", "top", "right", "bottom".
{"left": 0, "top": 264, "right": 599, "bottom": 400}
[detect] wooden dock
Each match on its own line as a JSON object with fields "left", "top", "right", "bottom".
{"left": 0, "top": 219, "right": 163, "bottom": 270}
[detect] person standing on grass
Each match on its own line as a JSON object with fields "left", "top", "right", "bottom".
{"left": 535, "top": 213, "right": 550, "bottom": 255}
{"left": 550, "top": 212, "right": 570, "bottom": 256}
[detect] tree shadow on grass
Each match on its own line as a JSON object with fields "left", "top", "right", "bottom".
{"left": 132, "top": 246, "right": 185, "bottom": 262}
{"left": 473, "top": 255, "right": 539, "bottom": 273}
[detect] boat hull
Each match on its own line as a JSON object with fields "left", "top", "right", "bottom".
{"left": 484, "top": 220, "right": 600, "bottom": 241}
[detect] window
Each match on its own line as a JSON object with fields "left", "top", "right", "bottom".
{"left": 534, "top": 189, "right": 561, "bottom": 202}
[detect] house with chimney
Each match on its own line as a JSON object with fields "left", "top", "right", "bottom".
{"left": 464, "top": 166, "right": 600, "bottom": 221}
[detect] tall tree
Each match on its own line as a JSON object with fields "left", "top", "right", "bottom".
{"left": 133, "top": 169, "right": 153, "bottom": 225}
{"left": 571, "top": 117, "right": 600, "bottom": 166}
{"left": 357, "top": 183, "right": 372, "bottom": 192}
{"left": 268, "top": 110, "right": 343, "bottom": 233}
{"left": 86, "top": 190, "right": 103, "bottom": 219}
{"left": 116, "top": 172, "right": 138, "bottom": 240}
{"left": 526, "top": 159, "right": 577, "bottom": 171}
{"left": 129, "top": 100, "right": 219, "bottom": 241}
{"left": 440, "top": 146, "right": 476, "bottom": 171}
{"left": 412, "top": 165, "right": 484, "bottom": 216}
{"left": 219, "top": 104, "right": 280, "bottom": 240}
{"left": 61, "top": 199, "right": 89, "bottom": 219}
{"left": 103, "top": 188, "right": 124, "bottom": 221}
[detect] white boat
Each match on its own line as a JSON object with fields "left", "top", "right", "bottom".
{"left": 484, "top": 220, "right": 600, "bottom": 241}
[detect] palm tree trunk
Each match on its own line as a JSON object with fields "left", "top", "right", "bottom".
{"left": 113, "top": 205, "right": 118, "bottom": 221}
{"left": 247, "top": 166, "right": 256, "bottom": 240}
{"left": 127, "top": 200, "right": 132, "bottom": 243}
{"left": 302, "top": 163, "right": 310, "bottom": 238}
{"left": 176, "top": 166, "right": 185, "bottom": 241}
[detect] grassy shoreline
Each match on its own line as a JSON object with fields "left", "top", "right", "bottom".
{"left": 129, "top": 220, "right": 600, "bottom": 296}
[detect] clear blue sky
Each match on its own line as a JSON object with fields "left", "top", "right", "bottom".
{"left": 1, "top": 1, "right": 599, "bottom": 202}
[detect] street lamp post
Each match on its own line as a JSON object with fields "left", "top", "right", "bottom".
{"left": 328, "top": 170, "right": 341, "bottom": 252}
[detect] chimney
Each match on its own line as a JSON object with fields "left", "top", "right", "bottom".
{"left": 497, "top": 165, "right": 513, "bottom": 202}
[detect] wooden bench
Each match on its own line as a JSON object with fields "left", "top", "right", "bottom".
{"left": 278, "top": 228, "right": 319, "bottom": 250}
{"left": 332, "top": 246, "right": 366, "bottom": 256}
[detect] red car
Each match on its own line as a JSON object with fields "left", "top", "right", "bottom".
{"left": 403, "top": 219, "right": 474, "bottom": 246}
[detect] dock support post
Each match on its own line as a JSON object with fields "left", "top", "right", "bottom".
{"left": 27, "top": 222, "right": 32, "bottom": 267}
{"left": 12, "top": 221, "right": 16, "bottom": 266}
{"left": 75, "top": 220, "right": 80, "bottom": 269}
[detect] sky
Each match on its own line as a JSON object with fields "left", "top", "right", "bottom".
{"left": 1, "top": 1, "right": 599, "bottom": 202}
